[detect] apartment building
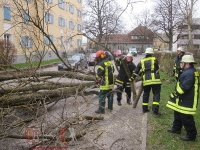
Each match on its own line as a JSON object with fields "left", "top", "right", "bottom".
{"left": 0, "top": 0, "right": 83, "bottom": 63}
{"left": 173, "top": 18, "right": 200, "bottom": 52}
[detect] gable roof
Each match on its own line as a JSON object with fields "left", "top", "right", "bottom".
{"left": 101, "top": 25, "right": 154, "bottom": 44}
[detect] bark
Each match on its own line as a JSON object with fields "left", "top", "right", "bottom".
{"left": 0, "top": 71, "right": 95, "bottom": 82}
{"left": 0, "top": 82, "right": 95, "bottom": 107}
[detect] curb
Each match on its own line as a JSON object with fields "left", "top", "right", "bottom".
{"left": 141, "top": 113, "right": 147, "bottom": 150}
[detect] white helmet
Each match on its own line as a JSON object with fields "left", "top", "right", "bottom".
{"left": 177, "top": 47, "right": 185, "bottom": 52}
{"left": 145, "top": 48, "right": 154, "bottom": 54}
{"left": 126, "top": 53, "right": 133, "bottom": 57}
{"left": 180, "top": 55, "right": 196, "bottom": 63}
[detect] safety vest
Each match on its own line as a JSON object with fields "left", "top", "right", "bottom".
{"left": 166, "top": 68, "right": 199, "bottom": 114}
{"left": 140, "top": 57, "right": 161, "bottom": 86}
{"left": 96, "top": 59, "right": 114, "bottom": 90}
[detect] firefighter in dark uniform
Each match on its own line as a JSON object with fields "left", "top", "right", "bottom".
{"left": 172, "top": 47, "right": 185, "bottom": 80}
{"left": 95, "top": 50, "right": 115, "bottom": 114}
{"left": 115, "top": 53, "right": 136, "bottom": 106}
{"left": 131, "top": 47, "right": 162, "bottom": 116}
{"left": 167, "top": 55, "right": 199, "bottom": 141}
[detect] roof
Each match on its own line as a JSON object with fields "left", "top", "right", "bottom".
{"left": 101, "top": 25, "right": 154, "bottom": 44}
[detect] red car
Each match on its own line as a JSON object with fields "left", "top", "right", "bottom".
{"left": 113, "top": 50, "right": 122, "bottom": 57}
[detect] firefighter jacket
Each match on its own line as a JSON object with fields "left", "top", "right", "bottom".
{"left": 115, "top": 57, "right": 136, "bottom": 87}
{"left": 166, "top": 66, "right": 199, "bottom": 115}
{"left": 134, "top": 55, "right": 161, "bottom": 86}
{"left": 96, "top": 58, "right": 115, "bottom": 90}
{"left": 173, "top": 54, "right": 184, "bottom": 79}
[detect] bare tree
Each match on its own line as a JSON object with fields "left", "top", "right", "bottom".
{"left": 83, "top": 0, "right": 124, "bottom": 47}
{"left": 133, "top": 9, "right": 154, "bottom": 52}
{"left": 150, "top": 0, "right": 183, "bottom": 51}
{"left": 178, "top": 0, "right": 199, "bottom": 51}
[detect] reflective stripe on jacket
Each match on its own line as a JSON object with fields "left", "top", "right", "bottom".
{"left": 166, "top": 67, "right": 199, "bottom": 114}
{"left": 115, "top": 57, "right": 136, "bottom": 87}
{"left": 135, "top": 56, "right": 161, "bottom": 86}
{"left": 96, "top": 58, "right": 114, "bottom": 90}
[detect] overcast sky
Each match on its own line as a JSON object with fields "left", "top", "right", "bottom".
{"left": 117, "top": 0, "right": 200, "bottom": 31}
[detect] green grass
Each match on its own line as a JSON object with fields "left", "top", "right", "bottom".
{"left": 13, "top": 58, "right": 60, "bottom": 69}
{"left": 147, "top": 70, "right": 200, "bottom": 150}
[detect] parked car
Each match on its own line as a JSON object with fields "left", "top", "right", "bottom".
{"left": 113, "top": 50, "right": 122, "bottom": 57}
{"left": 122, "top": 49, "right": 129, "bottom": 55}
{"left": 58, "top": 53, "right": 88, "bottom": 71}
{"left": 129, "top": 48, "right": 137, "bottom": 57}
{"left": 87, "top": 53, "right": 96, "bottom": 66}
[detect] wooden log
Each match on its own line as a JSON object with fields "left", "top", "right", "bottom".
{"left": 121, "top": 58, "right": 137, "bottom": 103}
{"left": 133, "top": 83, "right": 143, "bottom": 108}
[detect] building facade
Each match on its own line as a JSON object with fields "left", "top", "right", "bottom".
{"left": 173, "top": 18, "right": 200, "bottom": 52}
{"left": 0, "top": 0, "right": 83, "bottom": 63}
{"left": 100, "top": 25, "right": 154, "bottom": 53}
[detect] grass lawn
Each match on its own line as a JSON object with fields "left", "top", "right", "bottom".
{"left": 147, "top": 70, "right": 200, "bottom": 150}
{"left": 13, "top": 59, "right": 60, "bottom": 69}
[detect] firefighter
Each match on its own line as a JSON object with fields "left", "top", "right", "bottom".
{"left": 95, "top": 50, "right": 115, "bottom": 114}
{"left": 115, "top": 53, "right": 136, "bottom": 106}
{"left": 172, "top": 47, "right": 185, "bottom": 80}
{"left": 167, "top": 55, "right": 199, "bottom": 141}
{"left": 131, "top": 47, "right": 162, "bottom": 116}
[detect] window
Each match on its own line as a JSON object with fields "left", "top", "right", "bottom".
{"left": 69, "top": 38, "right": 74, "bottom": 46}
{"left": 77, "top": 9, "right": 82, "bottom": 17}
{"left": 69, "top": 4, "right": 74, "bottom": 14}
{"left": 77, "top": 24, "right": 82, "bottom": 31}
{"left": 22, "top": 36, "right": 33, "bottom": 48}
{"left": 4, "top": 6, "right": 11, "bottom": 21}
{"left": 45, "top": 35, "right": 54, "bottom": 45}
{"left": 46, "top": 0, "right": 53, "bottom": 4}
{"left": 24, "top": 12, "right": 29, "bottom": 24}
{"left": 77, "top": 39, "right": 82, "bottom": 46}
{"left": 58, "top": 0, "right": 65, "bottom": 9}
{"left": 58, "top": 17, "right": 66, "bottom": 27}
{"left": 45, "top": 12, "right": 54, "bottom": 24}
{"left": 60, "top": 36, "right": 65, "bottom": 45}
{"left": 77, "top": 0, "right": 82, "bottom": 3}
{"left": 4, "top": 34, "right": 12, "bottom": 47}
{"left": 69, "top": 21, "right": 74, "bottom": 29}
{"left": 131, "top": 36, "right": 137, "bottom": 40}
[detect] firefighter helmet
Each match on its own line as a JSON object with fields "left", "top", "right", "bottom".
{"left": 126, "top": 53, "right": 133, "bottom": 57}
{"left": 145, "top": 48, "right": 154, "bottom": 54}
{"left": 180, "top": 55, "right": 196, "bottom": 63}
{"left": 96, "top": 50, "right": 106, "bottom": 58}
{"left": 177, "top": 47, "right": 185, "bottom": 52}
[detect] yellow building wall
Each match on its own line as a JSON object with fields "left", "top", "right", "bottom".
{"left": 0, "top": 0, "right": 83, "bottom": 62}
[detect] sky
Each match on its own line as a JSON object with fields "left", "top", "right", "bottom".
{"left": 117, "top": 0, "right": 156, "bottom": 31}
{"left": 117, "top": 0, "right": 200, "bottom": 31}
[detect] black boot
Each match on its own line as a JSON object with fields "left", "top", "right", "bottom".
{"left": 127, "top": 98, "right": 132, "bottom": 105}
{"left": 117, "top": 100, "right": 122, "bottom": 106}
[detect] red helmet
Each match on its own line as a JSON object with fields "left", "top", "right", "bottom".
{"left": 96, "top": 50, "right": 106, "bottom": 58}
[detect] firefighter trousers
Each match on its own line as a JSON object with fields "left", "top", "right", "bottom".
{"left": 142, "top": 84, "right": 161, "bottom": 113}
{"left": 98, "top": 89, "right": 113, "bottom": 113}
{"left": 172, "top": 111, "right": 197, "bottom": 139}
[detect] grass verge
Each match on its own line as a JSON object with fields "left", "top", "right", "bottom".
{"left": 147, "top": 70, "right": 200, "bottom": 150}
{"left": 13, "top": 59, "right": 60, "bottom": 69}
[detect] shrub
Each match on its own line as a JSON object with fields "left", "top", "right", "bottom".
{"left": 0, "top": 40, "right": 17, "bottom": 70}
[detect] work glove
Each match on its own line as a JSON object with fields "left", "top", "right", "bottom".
{"left": 94, "top": 78, "right": 101, "bottom": 84}
{"left": 169, "top": 91, "right": 178, "bottom": 101}
{"left": 129, "top": 76, "right": 134, "bottom": 82}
